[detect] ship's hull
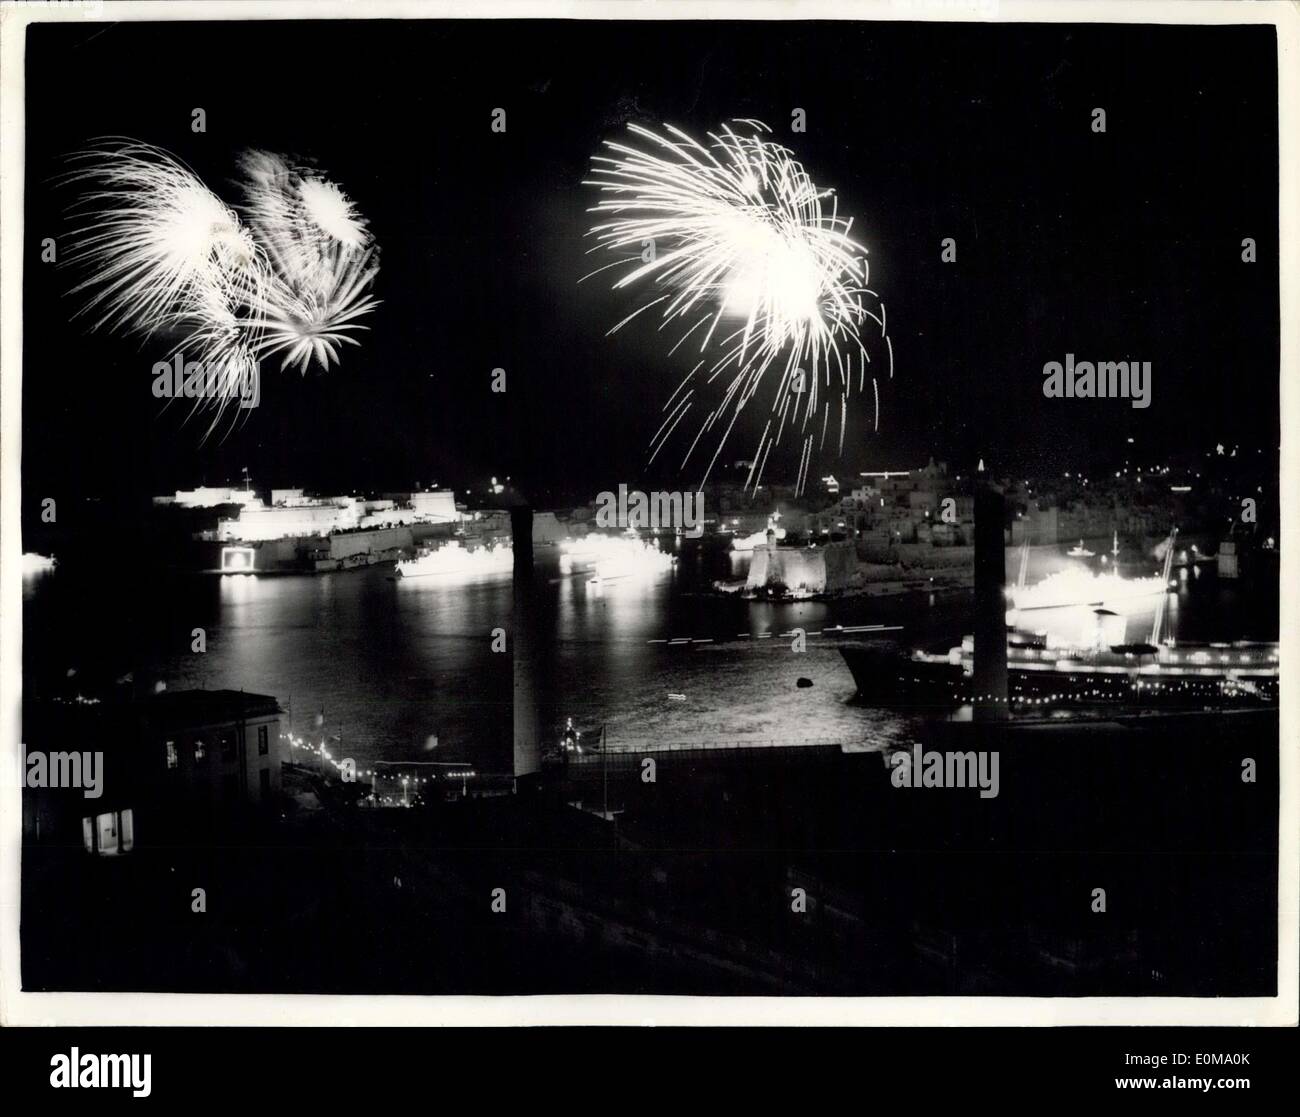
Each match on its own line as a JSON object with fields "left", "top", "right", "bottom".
{"left": 841, "top": 644, "right": 1278, "bottom": 712}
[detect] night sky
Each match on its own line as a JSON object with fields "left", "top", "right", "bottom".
{"left": 21, "top": 18, "right": 1280, "bottom": 517}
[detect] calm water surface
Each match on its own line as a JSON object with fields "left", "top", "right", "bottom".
{"left": 23, "top": 546, "right": 1277, "bottom": 773}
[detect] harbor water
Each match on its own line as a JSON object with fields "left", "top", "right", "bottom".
{"left": 22, "top": 543, "right": 1278, "bottom": 774}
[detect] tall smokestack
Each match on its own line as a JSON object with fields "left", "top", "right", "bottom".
{"left": 511, "top": 506, "right": 540, "bottom": 779}
{"left": 973, "top": 477, "right": 1009, "bottom": 720}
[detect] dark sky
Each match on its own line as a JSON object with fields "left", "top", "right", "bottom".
{"left": 21, "top": 18, "right": 1279, "bottom": 513}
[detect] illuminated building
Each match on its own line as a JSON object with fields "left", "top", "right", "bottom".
{"left": 220, "top": 546, "right": 256, "bottom": 573}
{"left": 155, "top": 486, "right": 261, "bottom": 509}
{"left": 407, "top": 490, "right": 458, "bottom": 522}
{"left": 215, "top": 490, "right": 462, "bottom": 542}
{"left": 219, "top": 502, "right": 354, "bottom": 541}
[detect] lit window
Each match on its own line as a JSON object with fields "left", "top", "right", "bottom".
{"left": 258, "top": 725, "right": 269, "bottom": 756}
{"left": 96, "top": 811, "right": 118, "bottom": 855}
{"left": 83, "top": 809, "right": 134, "bottom": 856}
{"left": 166, "top": 740, "right": 178, "bottom": 770}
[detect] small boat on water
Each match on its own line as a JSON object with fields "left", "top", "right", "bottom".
{"left": 1067, "top": 539, "right": 1095, "bottom": 558}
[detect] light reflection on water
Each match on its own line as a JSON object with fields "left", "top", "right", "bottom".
{"left": 23, "top": 547, "right": 1276, "bottom": 774}
{"left": 543, "top": 553, "right": 918, "bottom": 756}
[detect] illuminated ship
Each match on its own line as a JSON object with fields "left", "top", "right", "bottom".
{"left": 1066, "top": 539, "right": 1095, "bottom": 558}
{"left": 840, "top": 636, "right": 1279, "bottom": 712}
{"left": 395, "top": 541, "right": 513, "bottom": 578}
{"left": 1007, "top": 528, "right": 1176, "bottom": 615}
{"left": 560, "top": 532, "right": 676, "bottom": 583}
{"left": 841, "top": 523, "right": 1277, "bottom": 712}
{"left": 1007, "top": 568, "right": 1172, "bottom": 614}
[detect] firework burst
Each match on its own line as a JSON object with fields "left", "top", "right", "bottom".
{"left": 61, "top": 139, "right": 380, "bottom": 437}
{"left": 237, "top": 151, "right": 381, "bottom": 374}
{"left": 584, "top": 119, "right": 890, "bottom": 493}
{"left": 63, "top": 141, "right": 264, "bottom": 340}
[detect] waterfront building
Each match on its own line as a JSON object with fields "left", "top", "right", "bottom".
{"left": 406, "top": 490, "right": 458, "bottom": 522}
{"left": 220, "top": 502, "right": 353, "bottom": 540}
{"left": 154, "top": 486, "right": 261, "bottom": 509}
{"left": 216, "top": 489, "right": 462, "bottom": 542}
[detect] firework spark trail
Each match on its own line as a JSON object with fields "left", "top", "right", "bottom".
{"left": 61, "top": 141, "right": 275, "bottom": 439}
{"left": 63, "top": 141, "right": 265, "bottom": 343}
{"left": 249, "top": 244, "right": 382, "bottom": 374}
{"left": 237, "top": 151, "right": 381, "bottom": 373}
{"left": 61, "top": 139, "right": 380, "bottom": 437}
{"left": 585, "top": 119, "right": 891, "bottom": 493}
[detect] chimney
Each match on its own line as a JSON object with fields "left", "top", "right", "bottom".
{"left": 973, "top": 479, "right": 1009, "bottom": 720}
{"left": 510, "top": 506, "right": 541, "bottom": 779}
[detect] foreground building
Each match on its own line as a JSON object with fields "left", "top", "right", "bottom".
{"left": 22, "top": 690, "right": 284, "bottom": 857}
{"left": 139, "top": 690, "right": 284, "bottom": 811}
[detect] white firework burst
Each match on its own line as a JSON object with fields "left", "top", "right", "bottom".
{"left": 63, "top": 140, "right": 266, "bottom": 342}
{"left": 300, "top": 177, "right": 368, "bottom": 248}
{"left": 62, "top": 139, "right": 380, "bottom": 434}
{"left": 253, "top": 245, "right": 382, "bottom": 373}
{"left": 585, "top": 119, "right": 891, "bottom": 493}
{"left": 237, "top": 151, "right": 381, "bottom": 373}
